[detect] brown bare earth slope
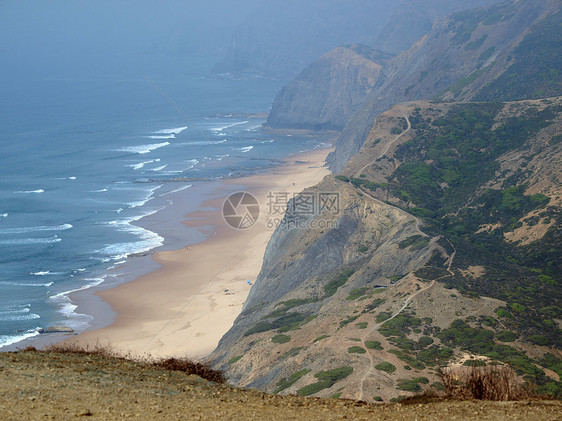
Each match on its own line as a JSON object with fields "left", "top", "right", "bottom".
{"left": 0, "top": 351, "right": 560, "bottom": 421}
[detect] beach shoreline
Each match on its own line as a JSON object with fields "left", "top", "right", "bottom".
{"left": 60, "top": 146, "right": 333, "bottom": 359}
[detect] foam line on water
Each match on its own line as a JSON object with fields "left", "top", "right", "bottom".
{"left": 0, "top": 224, "right": 72, "bottom": 235}
{"left": 117, "top": 142, "right": 170, "bottom": 154}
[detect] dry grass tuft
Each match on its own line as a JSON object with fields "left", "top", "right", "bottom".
{"left": 43, "top": 342, "right": 224, "bottom": 384}
{"left": 153, "top": 358, "right": 225, "bottom": 384}
{"left": 439, "top": 365, "right": 532, "bottom": 401}
{"left": 47, "top": 341, "right": 121, "bottom": 359}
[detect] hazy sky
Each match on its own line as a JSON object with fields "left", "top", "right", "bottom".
{"left": 0, "top": 0, "right": 261, "bottom": 77}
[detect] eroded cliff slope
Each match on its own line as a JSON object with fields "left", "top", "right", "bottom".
{"left": 266, "top": 46, "right": 393, "bottom": 131}
{"left": 329, "top": 0, "right": 561, "bottom": 172}
{"left": 211, "top": 98, "right": 562, "bottom": 402}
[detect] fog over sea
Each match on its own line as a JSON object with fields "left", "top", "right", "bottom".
{"left": 0, "top": 54, "right": 326, "bottom": 348}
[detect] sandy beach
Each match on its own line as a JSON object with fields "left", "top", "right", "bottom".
{"left": 67, "top": 147, "right": 332, "bottom": 359}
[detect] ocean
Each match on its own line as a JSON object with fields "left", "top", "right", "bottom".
{"left": 0, "top": 56, "right": 326, "bottom": 349}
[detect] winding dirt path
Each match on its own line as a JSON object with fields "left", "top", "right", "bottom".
{"left": 346, "top": 113, "right": 458, "bottom": 401}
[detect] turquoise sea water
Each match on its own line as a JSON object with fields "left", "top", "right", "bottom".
{"left": 0, "top": 56, "right": 324, "bottom": 348}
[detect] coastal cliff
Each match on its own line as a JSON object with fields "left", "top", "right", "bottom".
{"left": 329, "top": 0, "right": 560, "bottom": 172}
{"left": 266, "top": 46, "right": 393, "bottom": 131}
{"left": 212, "top": 98, "right": 562, "bottom": 402}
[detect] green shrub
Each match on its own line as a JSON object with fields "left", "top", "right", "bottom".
{"left": 315, "top": 366, "right": 353, "bottom": 383}
{"left": 272, "top": 334, "right": 291, "bottom": 344}
{"left": 375, "top": 312, "right": 392, "bottom": 323}
{"left": 355, "top": 322, "right": 368, "bottom": 329}
{"left": 418, "top": 336, "right": 434, "bottom": 347}
{"left": 296, "top": 381, "right": 333, "bottom": 396}
{"left": 529, "top": 334, "right": 550, "bottom": 346}
{"left": 346, "top": 287, "right": 369, "bottom": 301}
{"left": 228, "top": 355, "right": 243, "bottom": 364}
{"left": 396, "top": 379, "right": 422, "bottom": 392}
{"left": 358, "top": 246, "right": 369, "bottom": 253}
{"left": 335, "top": 175, "right": 350, "bottom": 182}
{"left": 375, "top": 362, "right": 396, "bottom": 374}
{"left": 296, "top": 367, "right": 354, "bottom": 396}
{"left": 373, "top": 396, "right": 383, "bottom": 402}
{"left": 365, "top": 341, "right": 383, "bottom": 350}
{"left": 495, "top": 308, "right": 511, "bottom": 318}
{"left": 274, "top": 369, "right": 311, "bottom": 394}
{"left": 388, "top": 349, "right": 426, "bottom": 370}
{"left": 339, "top": 315, "right": 360, "bottom": 328}
{"left": 348, "top": 346, "right": 366, "bottom": 354}
{"left": 314, "top": 335, "right": 330, "bottom": 343}
{"left": 496, "top": 331, "right": 519, "bottom": 342}
{"left": 324, "top": 269, "right": 355, "bottom": 297}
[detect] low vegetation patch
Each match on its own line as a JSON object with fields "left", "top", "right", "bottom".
{"left": 375, "top": 362, "right": 396, "bottom": 374}
{"left": 324, "top": 269, "right": 355, "bottom": 297}
{"left": 346, "top": 287, "right": 369, "bottom": 301}
{"left": 272, "top": 334, "right": 291, "bottom": 344}
{"left": 347, "top": 346, "right": 366, "bottom": 354}
{"left": 273, "top": 369, "right": 311, "bottom": 394}
{"left": 228, "top": 355, "right": 243, "bottom": 364}
{"left": 314, "top": 335, "right": 330, "bottom": 343}
{"left": 296, "top": 366, "right": 353, "bottom": 397}
{"left": 365, "top": 341, "right": 383, "bottom": 350}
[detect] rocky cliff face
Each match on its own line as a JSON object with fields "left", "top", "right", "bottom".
{"left": 328, "top": 0, "right": 560, "bottom": 172}
{"left": 265, "top": 46, "right": 393, "bottom": 131}
{"left": 211, "top": 98, "right": 562, "bottom": 401}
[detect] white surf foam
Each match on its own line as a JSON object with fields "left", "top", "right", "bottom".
{"left": 177, "top": 139, "right": 227, "bottom": 146}
{"left": 161, "top": 184, "right": 192, "bottom": 196}
{"left": 150, "top": 165, "right": 168, "bottom": 172}
{"left": 211, "top": 121, "right": 248, "bottom": 133}
{"left": 0, "top": 224, "right": 72, "bottom": 235}
{"left": 14, "top": 189, "right": 44, "bottom": 194}
{"left": 0, "top": 281, "right": 54, "bottom": 287}
{"left": 153, "top": 126, "right": 188, "bottom": 135}
{"left": 126, "top": 184, "right": 162, "bottom": 208}
{"left": 145, "top": 134, "right": 175, "bottom": 140}
{"left": 0, "top": 329, "right": 41, "bottom": 349}
{"left": 127, "top": 159, "right": 160, "bottom": 170}
{"left": 117, "top": 142, "right": 170, "bottom": 154}
{"left": 97, "top": 218, "right": 164, "bottom": 261}
{"left": 0, "top": 213, "right": 7, "bottom": 218}
{"left": 245, "top": 124, "right": 262, "bottom": 131}
{"left": 0, "top": 236, "right": 62, "bottom": 245}
{"left": 236, "top": 146, "right": 254, "bottom": 153}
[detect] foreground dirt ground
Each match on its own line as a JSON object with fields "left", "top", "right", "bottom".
{"left": 0, "top": 351, "right": 560, "bottom": 420}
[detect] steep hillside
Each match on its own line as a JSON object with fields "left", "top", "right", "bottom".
{"left": 374, "top": 0, "right": 502, "bottom": 54}
{"left": 329, "top": 0, "right": 561, "bottom": 172}
{"left": 266, "top": 46, "right": 393, "bottom": 131}
{"left": 211, "top": 98, "right": 562, "bottom": 402}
